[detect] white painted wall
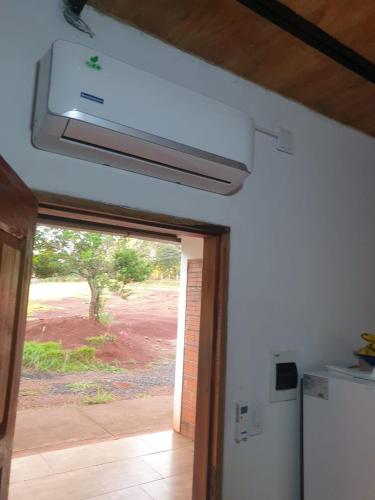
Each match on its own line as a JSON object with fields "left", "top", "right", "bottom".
{"left": 1, "top": 1, "right": 375, "bottom": 498}
{"left": 173, "top": 236, "right": 204, "bottom": 433}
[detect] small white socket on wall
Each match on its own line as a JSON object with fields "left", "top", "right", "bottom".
{"left": 270, "top": 350, "right": 299, "bottom": 402}
{"left": 276, "top": 127, "right": 294, "bottom": 154}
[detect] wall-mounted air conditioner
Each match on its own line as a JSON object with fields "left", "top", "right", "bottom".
{"left": 32, "top": 40, "right": 253, "bottom": 195}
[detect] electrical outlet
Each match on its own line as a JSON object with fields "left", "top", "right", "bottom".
{"left": 276, "top": 127, "right": 294, "bottom": 154}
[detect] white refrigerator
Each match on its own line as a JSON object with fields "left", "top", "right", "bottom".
{"left": 303, "top": 370, "right": 375, "bottom": 500}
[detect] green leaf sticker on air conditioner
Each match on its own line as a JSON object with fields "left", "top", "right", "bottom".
{"left": 86, "top": 55, "right": 101, "bottom": 70}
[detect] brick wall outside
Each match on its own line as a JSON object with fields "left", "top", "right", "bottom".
{"left": 180, "top": 258, "right": 203, "bottom": 440}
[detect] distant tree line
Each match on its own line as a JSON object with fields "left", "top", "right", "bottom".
{"left": 33, "top": 226, "right": 181, "bottom": 321}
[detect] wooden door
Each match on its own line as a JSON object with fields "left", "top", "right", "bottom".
{"left": 0, "top": 157, "right": 37, "bottom": 499}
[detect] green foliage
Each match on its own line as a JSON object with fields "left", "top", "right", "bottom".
{"left": 22, "top": 341, "right": 122, "bottom": 373}
{"left": 68, "top": 346, "right": 96, "bottom": 364}
{"left": 98, "top": 310, "right": 113, "bottom": 328}
{"left": 32, "top": 226, "right": 153, "bottom": 320}
{"left": 124, "top": 239, "right": 181, "bottom": 280}
{"left": 152, "top": 244, "right": 181, "bottom": 279}
{"left": 67, "top": 380, "right": 116, "bottom": 404}
{"left": 27, "top": 302, "right": 54, "bottom": 317}
{"left": 35, "top": 274, "right": 83, "bottom": 282}
{"left": 135, "top": 392, "right": 151, "bottom": 399}
{"left": 82, "top": 387, "right": 116, "bottom": 405}
{"left": 33, "top": 227, "right": 73, "bottom": 278}
{"left": 86, "top": 333, "right": 116, "bottom": 346}
{"left": 32, "top": 252, "right": 67, "bottom": 279}
{"left": 19, "top": 388, "right": 44, "bottom": 397}
{"left": 114, "top": 248, "right": 152, "bottom": 284}
{"left": 147, "top": 358, "right": 173, "bottom": 369}
{"left": 110, "top": 248, "right": 152, "bottom": 299}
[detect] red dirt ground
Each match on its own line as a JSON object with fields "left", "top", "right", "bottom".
{"left": 26, "top": 316, "right": 174, "bottom": 367}
{"left": 19, "top": 282, "right": 179, "bottom": 409}
{"left": 26, "top": 286, "right": 178, "bottom": 368}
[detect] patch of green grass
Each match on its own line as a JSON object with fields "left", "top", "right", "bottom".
{"left": 128, "top": 280, "right": 179, "bottom": 294}
{"left": 22, "top": 341, "right": 123, "bottom": 373}
{"left": 147, "top": 358, "right": 172, "bottom": 369}
{"left": 19, "top": 388, "right": 44, "bottom": 397}
{"left": 135, "top": 392, "right": 151, "bottom": 399}
{"left": 35, "top": 275, "right": 83, "bottom": 283}
{"left": 67, "top": 382, "right": 101, "bottom": 393}
{"left": 98, "top": 311, "right": 113, "bottom": 328}
{"left": 27, "top": 302, "right": 54, "bottom": 317}
{"left": 86, "top": 333, "right": 117, "bottom": 347}
{"left": 82, "top": 388, "right": 116, "bottom": 405}
{"left": 124, "top": 358, "right": 137, "bottom": 366}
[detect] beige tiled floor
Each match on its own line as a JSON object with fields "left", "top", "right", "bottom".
{"left": 10, "top": 431, "right": 193, "bottom": 500}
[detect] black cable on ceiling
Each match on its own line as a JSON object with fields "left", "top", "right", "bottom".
{"left": 63, "top": 0, "right": 94, "bottom": 38}
{"left": 237, "top": 0, "right": 375, "bottom": 83}
{"left": 67, "top": 0, "right": 88, "bottom": 15}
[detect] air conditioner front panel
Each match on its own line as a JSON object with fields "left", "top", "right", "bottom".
{"left": 33, "top": 40, "right": 253, "bottom": 195}
{"left": 48, "top": 41, "right": 252, "bottom": 169}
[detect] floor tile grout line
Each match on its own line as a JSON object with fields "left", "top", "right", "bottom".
{"left": 12, "top": 439, "right": 182, "bottom": 481}
{"left": 138, "top": 471, "right": 193, "bottom": 498}
{"left": 76, "top": 406, "right": 117, "bottom": 438}
{"left": 11, "top": 452, "right": 160, "bottom": 484}
{"left": 138, "top": 455, "right": 165, "bottom": 478}
{"left": 14, "top": 428, "right": 192, "bottom": 457}
{"left": 138, "top": 436, "right": 193, "bottom": 454}
{"left": 38, "top": 452, "right": 55, "bottom": 475}
{"left": 11, "top": 464, "right": 192, "bottom": 499}
{"left": 11, "top": 433, "right": 194, "bottom": 494}
{"left": 138, "top": 482, "right": 158, "bottom": 500}
{"left": 27, "top": 444, "right": 192, "bottom": 474}
{"left": 13, "top": 436, "right": 106, "bottom": 457}
{"left": 81, "top": 484, "right": 154, "bottom": 500}
{"left": 78, "top": 469, "right": 166, "bottom": 500}
{"left": 10, "top": 465, "right": 164, "bottom": 499}
{"left": 14, "top": 430, "right": 158, "bottom": 457}
{"left": 137, "top": 436, "right": 161, "bottom": 453}
{"left": 138, "top": 456, "right": 194, "bottom": 480}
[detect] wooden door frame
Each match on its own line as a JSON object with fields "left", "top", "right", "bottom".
{"left": 193, "top": 233, "right": 229, "bottom": 499}
{"left": 33, "top": 191, "right": 229, "bottom": 500}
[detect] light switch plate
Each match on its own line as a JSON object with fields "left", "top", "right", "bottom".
{"left": 235, "top": 401, "right": 249, "bottom": 443}
{"left": 270, "top": 350, "right": 298, "bottom": 402}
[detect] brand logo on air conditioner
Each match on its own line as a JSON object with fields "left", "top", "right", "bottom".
{"left": 86, "top": 55, "right": 101, "bottom": 70}
{"left": 80, "top": 92, "right": 104, "bottom": 104}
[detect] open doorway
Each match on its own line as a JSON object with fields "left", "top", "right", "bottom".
{"left": 10, "top": 221, "right": 205, "bottom": 499}
{"left": 0, "top": 160, "right": 228, "bottom": 500}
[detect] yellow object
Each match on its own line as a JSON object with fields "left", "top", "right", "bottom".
{"left": 361, "top": 333, "right": 375, "bottom": 344}
{"left": 356, "top": 333, "right": 375, "bottom": 358}
{"left": 357, "top": 345, "right": 375, "bottom": 357}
